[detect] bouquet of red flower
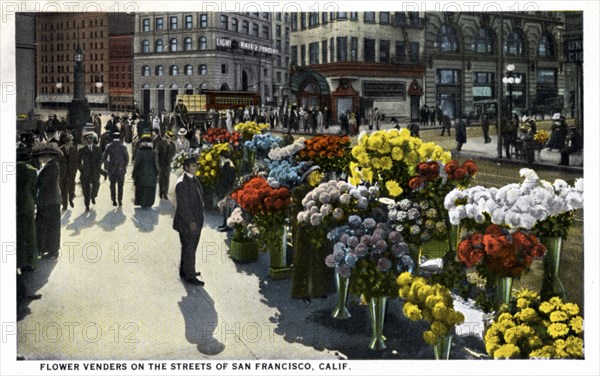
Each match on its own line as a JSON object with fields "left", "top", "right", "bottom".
{"left": 231, "top": 176, "right": 291, "bottom": 219}
{"left": 202, "top": 128, "right": 243, "bottom": 148}
{"left": 457, "top": 224, "right": 547, "bottom": 278}
{"left": 296, "top": 135, "right": 351, "bottom": 173}
{"left": 408, "top": 159, "right": 477, "bottom": 191}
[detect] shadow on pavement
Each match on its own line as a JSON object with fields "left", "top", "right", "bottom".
{"left": 65, "top": 209, "right": 97, "bottom": 236}
{"left": 178, "top": 283, "right": 225, "bottom": 356}
{"left": 97, "top": 207, "right": 126, "bottom": 231}
{"left": 131, "top": 207, "right": 159, "bottom": 232}
{"left": 17, "top": 257, "right": 58, "bottom": 322}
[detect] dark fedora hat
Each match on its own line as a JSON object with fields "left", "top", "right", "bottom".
{"left": 16, "top": 142, "right": 31, "bottom": 161}
{"left": 183, "top": 156, "right": 198, "bottom": 167}
{"left": 32, "top": 141, "right": 62, "bottom": 157}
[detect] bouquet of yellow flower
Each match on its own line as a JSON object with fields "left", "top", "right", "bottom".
{"left": 349, "top": 129, "right": 452, "bottom": 198}
{"left": 196, "top": 143, "right": 230, "bottom": 188}
{"left": 484, "top": 289, "right": 583, "bottom": 359}
{"left": 533, "top": 129, "right": 550, "bottom": 147}
{"left": 234, "top": 121, "right": 270, "bottom": 141}
{"left": 397, "top": 272, "right": 465, "bottom": 346}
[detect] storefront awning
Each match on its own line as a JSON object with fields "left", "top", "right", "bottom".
{"left": 36, "top": 94, "right": 109, "bottom": 104}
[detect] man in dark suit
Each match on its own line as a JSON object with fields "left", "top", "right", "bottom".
{"left": 58, "top": 133, "right": 79, "bottom": 210}
{"left": 173, "top": 157, "right": 205, "bottom": 286}
{"left": 79, "top": 132, "right": 103, "bottom": 211}
{"left": 103, "top": 132, "right": 129, "bottom": 207}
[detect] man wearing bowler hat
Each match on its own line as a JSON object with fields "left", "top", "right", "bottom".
{"left": 79, "top": 131, "right": 103, "bottom": 211}
{"left": 103, "top": 131, "right": 129, "bottom": 207}
{"left": 173, "top": 157, "right": 205, "bottom": 286}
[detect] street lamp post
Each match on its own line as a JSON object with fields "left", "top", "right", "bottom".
{"left": 502, "top": 64, "right": 522, "bottom": 121}
{"left": 68, "top": 41, "right": 91, "bottom": 144}
{"left": 55, "top": 82, "right": 62, "bottom": 111}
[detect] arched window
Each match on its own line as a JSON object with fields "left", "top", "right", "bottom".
{"left": 184, "top": 64, "right": 193, "bottom": 75}
{"left": 199, "top": 36, "right": 207, "bottom": 50}
{"left": 505, "top": 31, "right": 524, "bottom": 57}
{"left": 170, "top": 65, "right": 179, "bottom": 76}
{"left": 435, "top": 24, "right": 459, "bottom": 52}
{"left": 184, "top": 37, "right": 192, "bottom": 51}
{"left": 199, "top": 83, "right": 208, "bottom": 91}
{"left": 199, "top": 64, "right": 208, "bottom": 75}
{"left": 142, "top": 40, "right": 150, "bottom": 53}
{"left": 170, "top": 38, "right": 178, "bottom": 52}
{"left": 220, "top": 83, "right": 230, "bottom": 91}
{"left": 155, "top": 65, "right": 164, "bottom": 76}
{"left": 155, "top": 39, "right": 163, "bottom": 52}
{"left": 142, "top": 65, "right": 151, "bottom": 76}
{"left": 185, "top": 83, "right": 194, "bottom": 94}
{"left": 473, "top": 27, "right": 493, "bottom": 54}
{"left": 537, "top": 32, "right": 555, "bottom": 58}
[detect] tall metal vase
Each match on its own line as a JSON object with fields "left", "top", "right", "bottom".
{"left": 433, "top": 334, "right": 453, "bottom": 360}
{"left": 269, "top": 224, "right": 292, "bottom": 280}
{"left": 494, "top": 276, "right": 514, "bottom": 311}
{"left": 368, "top": 296, "right": 387, "bottom": 351}
{"left": 448, "top": 224, "right": 460, "bottom": 253}
{"left": 331, "top": 268, "right": 351, "bottom": 320}
{"left": 540, "top": 236, "right": 566, "bottom": 300}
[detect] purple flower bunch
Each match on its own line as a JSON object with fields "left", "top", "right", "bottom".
{"left": 325, "top": 215, "right": 414, "bottom": 278}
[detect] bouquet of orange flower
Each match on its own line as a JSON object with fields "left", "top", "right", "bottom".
{"left": 296, "top": 135, "right": 352, "bottom": 173}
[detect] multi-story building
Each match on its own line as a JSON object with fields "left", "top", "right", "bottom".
{"left": 290, "top": 11, "right": 427, "bottom": 123}
{"left": 423, "top": 12, "right": 566, "bottom": 120}
{"left": 271, "top": 12, "right": 291, "bottom": 106}
{"left": 562, "top": 11, "right": 583, "bottom": 132}
{"left": 35, "top": 13, "right": 110, "bottom": 110}
{"left": 133, "top": 12, "right": 276, "bottom": 115}
{"left": 108, "top": 13, "right": 135, "bottom": 112}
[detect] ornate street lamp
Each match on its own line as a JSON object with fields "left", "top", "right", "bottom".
{"left": 502, "top": 64, "right": 522, "bottom": 120}
{"left": 68, "top": 41, "right": 91, "bottom": 143}
{"left": 55, "top": 82, "right": 63, "bottom": 110}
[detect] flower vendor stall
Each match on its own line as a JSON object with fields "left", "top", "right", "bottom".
{"left": 234, "top": 121, "right": 270, "bottom": 172}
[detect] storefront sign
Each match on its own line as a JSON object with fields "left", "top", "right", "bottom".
{"left": 216, "top": 38, "right": 279, "bottom": 55}
{"left": 565, "top": 39, "right": 583, "bottom": 63}
{"left": 363, "top": 81, "right": 406, "bottom": 99}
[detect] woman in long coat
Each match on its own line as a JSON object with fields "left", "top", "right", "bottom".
{"left": 132, "top": 135, "right": 159, "bottom": 208}
{"left": 17, "top": 143, "right": 38, "bottom": 269}
{"left": 32, "top": 142, "right": 62, "bottom": 258}
{"left": 290, "top": 162, "right": 334, "bottom": 303}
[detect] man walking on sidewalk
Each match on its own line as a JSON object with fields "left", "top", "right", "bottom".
{"left": 440, "top": 112, "right": 452, "bottom": 136}
{"left": 79, "top": 132, "right": 103, "bottom": 211}
{"left": 481, "top": 115, "right": 492, "bottom": 143}
{"left": 103, "top": 132, "right": 129, "bottom": 207}
{"left": 455, "top": 117, "right": 467, "bottom": 152}
{"left": 173, "top": 157, "right": 205, "bottom": 286}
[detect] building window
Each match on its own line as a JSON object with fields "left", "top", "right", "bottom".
{"left": 170, "top": 16, "right": 177, "bottom": 30}
{"left": 336, "top": 37, "right": 347, "bottom": 61}
{"left": 155, "top": 18, "right": 163, "bottom": 31}
{"left": 262, "top": 25, "right": 269, "bottom": 39}
{"left": 276, "top": 24, "right": 281, "bottom": 37}
{"left": 309, "top": 12, "right": 319, "bottom": 27}
{"left": 309, "top": 42, "right": 319, "bottom": 65}
{"left": 142, "top": 65, "right": 150, "bottom": 76}
{"left": 276, "top": 71, "right": 281, "bottom": 83}
{"left": 184, "top": 37, "right": 192, "bottom": 51}
{"left": 222, "top": 64, "right": 227, "bottom": 74}
{"left": 276, "top": 39, "right": 281, "bottom": 51}
{"left": 142, "top": 40, "right": 149, "bottom": 53}
{"left": 199, "top": 64, "right": 207, "bottom": 75}
{"left": 437, "top": 69, "right": 460, "bottom": 84}
{"left": 155, "top": 39, "right": 163, "bottom": 52}
{"left": 291, "top": 13, "right": 297, "bottom": 31}
{"left": 291, "top": 46, "right": 298, "bottom": 65}
{"left": 232, "top": 18, "right": 238, "bottom": 32}
{"left": 330, "top": 37, "right": 334, "bottom": 62}
{"left": 321, "top": 40, "right": 328, "bottom": 64}
{"left": 380, "top": 12, "right": 390, "bottom": 24}
{"left": 409, "top": 42, "right": 419, "bottom": 62}
{"left": 364, "top": 38, "right": 375, "bottom": 62}
{"left": 337, "top": 12, "right": 347, "bottom": 20}
{"left": 170, "top": 65, "right": 179, "bottom": 76}
{"left": 242, "top": 21, "right": 249, "bottom": 34}
{"left": 199, "top": 14, "right": 207, "bottom": 29}
{"left": 185, "top": 15, "right": 193, "bottom": 29}
{"left": 364, "top": 12, "right": 375, "bottom": 23}
{"left": 142, "top": 18, "right": 150, "bottom": 32}
{"left": 473, "top": 28, "right": 494, "bottom": 54}
{"left": 199, "top": 36, "right": 207, "bottom": 50}
{"left": 262, "top": 12, "right": 269, "bottom": 20}
{"left": 395, "top": 41, "right": 405, "bottom": 62}
{"left": 184, "top": 64, "right": 193, "bottom": 75}
{"left": 505, "top": 31, "right": 524, "bottom": 57}
{"left": 300, "top": 13, "right": 306, "bottom": 29}
{"left": 252, "top": 23, "right": 259, "bottom": 37}
{"left": 435, "top": 24, "right": 459, "bottom": 52}
{"left": 277, "top": 56, "right": 282, "bottom": 67}
{"left": 408, "top": 12, "right": 420, "bottom": 27}
{"left": 537, "top": 32, "right": 555, "bottom": 58}
{"left": 473, "top": 72, "right": 495, "bottom": 101}
{"left": 156, "top": 65, "right": 164, "bottom": 76}
{"left": 394, "top": 12, "right": 406, "bottom": 26}
{"left": 380, "top": 40, "right": 390, "bottom": 63}
{"left": 350, "top": 37, "right": 358, "bottom": 61}
{"left": 220, "top": 15, "right": 228, "bottom": 30}
{"left": 170, "top": 38, "right": 178, "bottom": 52}
{"left": 350, "top": 12, "right": 358, "bottom": 21}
